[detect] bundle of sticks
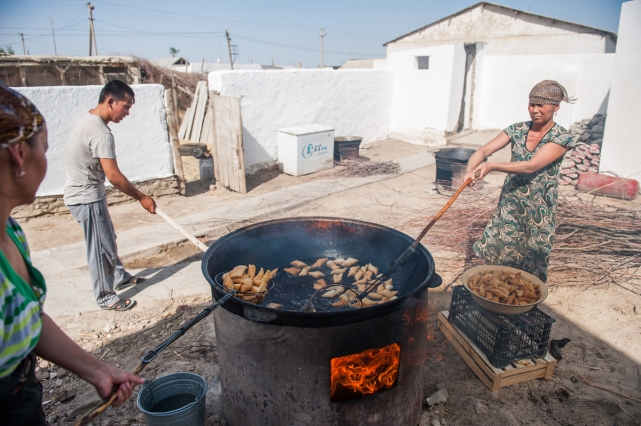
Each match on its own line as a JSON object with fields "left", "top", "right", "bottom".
{"left": 405, "top": 188, "right": 641, "bottom": 294}
{"left": 134, "top": 57, "right": 206, "bottom": 112}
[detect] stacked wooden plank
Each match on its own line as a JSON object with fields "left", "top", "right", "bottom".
{"left": 210, "top": 94, "right": 247, "bottom": 194}
{"left": 178, "top": 81, "right": 213, "bottom": 145}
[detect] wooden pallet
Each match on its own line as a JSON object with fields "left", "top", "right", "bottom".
{"left": 438, "top": 310, "right": 556, "bottom": 392}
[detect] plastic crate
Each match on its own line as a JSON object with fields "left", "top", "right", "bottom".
{"left": 448, "top": 286, "right": 555, "bottom": 369}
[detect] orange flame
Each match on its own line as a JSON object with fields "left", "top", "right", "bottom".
{"left": 330, "top": 343, "right": 401, "bottom": 402}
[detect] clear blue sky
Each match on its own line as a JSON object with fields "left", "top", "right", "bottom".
{"left": 0, "top": 0, "right": 627, "bottom": 68}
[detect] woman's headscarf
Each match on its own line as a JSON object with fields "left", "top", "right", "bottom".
{"left": 529, "top": 80, "right": 573, "bottom": 106}
{"left": 0, "top": 81, "right": 45, "bottom": 149}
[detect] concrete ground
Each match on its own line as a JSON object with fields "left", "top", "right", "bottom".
{"left": 19, "top": 133, "right": 641, "bottom": 426}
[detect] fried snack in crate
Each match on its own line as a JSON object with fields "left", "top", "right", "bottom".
{"left": 467, "top": 269, "right": 541, "bottom": 306}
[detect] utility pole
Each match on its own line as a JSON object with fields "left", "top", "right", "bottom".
{"left": 87, "top": 2, "right": 98, "bottom": 56}
{"left": 319, "top": 28, "right": 326, "bottom": 68}
{"left": 19, "top": 33, "right": 26, "bottom": 55}
{"left": 225, "top": 29, "right": 234, "bottom": 70}
{"left": 49, "top": 17, "right": 57, "bottom": 55}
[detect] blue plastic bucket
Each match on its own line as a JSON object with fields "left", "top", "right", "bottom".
{"left": 137, "top": 372, "right": 207, "bottom": 426}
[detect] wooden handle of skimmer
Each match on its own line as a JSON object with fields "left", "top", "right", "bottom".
{"left": 410, "top": 177, "right": 473, "bottom": 249}
{"left": 155, "top": 207, "right": 209, "bottom": 253}
{"left": 73, "top": 362, "right": 147, "bottom": 426}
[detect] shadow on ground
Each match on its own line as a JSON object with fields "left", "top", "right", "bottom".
{"left": 39, "top": 286, "right": 641, "bottom": 426}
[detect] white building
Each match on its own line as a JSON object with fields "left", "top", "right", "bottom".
{"left": 209, "top": 2, "right": 624, "bottom": 175}
{"left": 600, "top": 0, "right": 641, "bottom": 181}
{"left": 385, "top": 2, "right": 616, "bottom": 56}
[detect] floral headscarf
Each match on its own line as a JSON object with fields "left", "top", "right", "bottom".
{"left": 0, "top": 81, "right": 45, "bottom": 149}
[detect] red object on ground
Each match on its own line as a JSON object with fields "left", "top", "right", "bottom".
{"left": 576, "top": 172, "right": 639, "bottom": 200}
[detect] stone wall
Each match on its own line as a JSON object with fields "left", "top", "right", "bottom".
{"left": 558, "top": 114, "right": 605, "bottom": 186}
{"left": 11, "top": 176, "right": 179, "bottom": 220}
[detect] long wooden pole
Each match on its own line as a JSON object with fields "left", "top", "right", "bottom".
{"left": 155, "top": 207, "right": 208, "bottom": 252}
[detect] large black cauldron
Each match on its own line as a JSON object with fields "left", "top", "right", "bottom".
{"left": 202, "top": 218, "right": 440, "bottom": 426}
{"left": 202, "top": 217, "right": 440, "bottom": 327}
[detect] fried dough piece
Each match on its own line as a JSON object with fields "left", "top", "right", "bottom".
{"left": 255, "top": 268, "right": 265, "bottom": 280}
{"left": 223, "top": 274, "right": 234, "bottom": 289}
{"left": 229, "top": 266, "right": 247, "bottom": 278}
{"left": 334, "top": 258, "right": 346, "bottom": 266}
{"left": 342, "top": 258, "right": 358, "bottom": 267}
{"left": 291, "top": 260, "right": 307, "bottom": 268}
{"left": 270, "top": 268, "right": 278, "bottom": 276}
{"left": 240, "top": 282, "right": 253, "bottom": 292}
{"left": 348, "top": 266, "right": 360, "bottom": 277}
{"left": 262, "top": 270, "right": 273, "bottom": 284}
{"left": 331, "top": 268, "right": 346, "bottom": 275}
{"left": 313, "top": 279, "right": 327, "bottom": 290}
{"left": 322, "top": 289, "right": 340, "bottom": 298}
{"left": 247, "top": 264, "right": 256, "bottom": 279}
{"left": 308, "top": 271, "right": 325, "bottom": 279}
{"left": 267, "top": 303, "right": 282, "bottom": 309}
{"left": 284, "top": 267, "right": 301, "bottom": 276}
{"left": 362, "top": 298, "right": 377, "bottom": 307}
{"left": 354, "top": 270, "right": 364, "bottom": 281}
{"left": 333, "top": 273, "right": 343, "bottom": 284}
{"left": 367, "top": 264, "right": 379, "bottom": 275}
{"left": 299, "top": 266, "right": 311, "bottom": 276}
{"left": 312, "top": 258, "right": 328, "bottom": 268}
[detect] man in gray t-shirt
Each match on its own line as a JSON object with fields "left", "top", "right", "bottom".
{"left": 64, "top": 80, "right": 156, "bottom": 311}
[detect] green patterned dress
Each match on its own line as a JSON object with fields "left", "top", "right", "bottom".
{"left": 473, "top": 121, "right": 575, "bottom": 282}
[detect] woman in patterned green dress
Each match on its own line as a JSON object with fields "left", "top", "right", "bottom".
{"left": 464, "top": 80, "right": 576, "bottom": 282}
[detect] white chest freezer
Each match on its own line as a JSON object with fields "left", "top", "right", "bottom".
{"left": 277, "top": 124, "right": 335, "bottom": 176}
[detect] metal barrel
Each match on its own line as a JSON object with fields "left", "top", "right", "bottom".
{"left": 137, "top": 372, "right": 208, "bottom": 426}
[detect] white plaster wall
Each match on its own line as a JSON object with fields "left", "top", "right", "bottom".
{"left": 386, "top": 4, "right": 615, "bottom": 55}
{"left": 14, "top": 84, "right": 173, "bottom": 196}
{"left": 601, "top": 0, "right": 641, "bottom": 183}
{"left": 387, "top": 43, "right": 466, "bottom": 144}
{"left": 208, "top": 69, "right": 393, "bottom": 173}
{"left": 474, "top": 53, "right": 615, "bottom": 130}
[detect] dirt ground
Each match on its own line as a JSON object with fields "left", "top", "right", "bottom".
{"left": 25, "top": 140, "right": 641, "bottom": 426}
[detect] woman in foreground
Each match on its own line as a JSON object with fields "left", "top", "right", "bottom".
{"left": 0, "top": 82, "right": 144, "bottom": 425}
{"left": 464, "top": 80, "right": 576, "bottom": 282}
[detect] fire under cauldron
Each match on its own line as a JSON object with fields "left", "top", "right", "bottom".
{"left": 202, "top": 218, "right": 442, "bottom": 426}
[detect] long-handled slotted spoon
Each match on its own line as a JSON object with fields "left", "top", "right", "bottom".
{"left": 315, "top": 175, "right": 477, "bottom": 310}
